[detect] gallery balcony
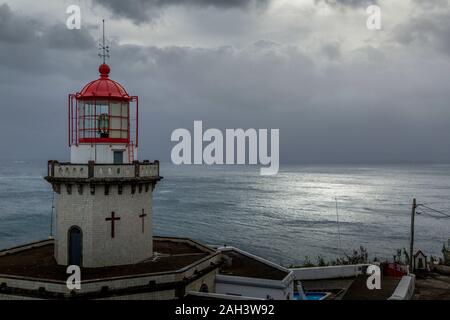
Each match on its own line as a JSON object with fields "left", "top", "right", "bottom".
{"left": 45, "top": 160, "right": 162, "bottom": 184}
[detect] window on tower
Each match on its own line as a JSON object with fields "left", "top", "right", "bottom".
{"left": 77, "top": 100, "right": 129, "bottom": 141}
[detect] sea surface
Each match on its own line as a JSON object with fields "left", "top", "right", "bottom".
{"left": 0, "top": 160, "right": 449, "bottom": 266}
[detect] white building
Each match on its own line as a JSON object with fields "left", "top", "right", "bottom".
{"left": 413, "top": 250, "right": 428, "bottom": 271}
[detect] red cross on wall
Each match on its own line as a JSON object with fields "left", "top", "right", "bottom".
{"left": 105, "top": 211, "right": 121, "bottom": 238}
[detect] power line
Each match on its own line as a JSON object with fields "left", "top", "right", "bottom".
{"left": 418, "top": 204, "right": 450, "bottom": 218}
{"left": 419, "top": 212, "right": 450, "bottom": 219}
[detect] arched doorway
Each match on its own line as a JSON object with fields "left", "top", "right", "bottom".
{"left": 68, "top": 226, "right": 82, "bottom": 266}
{"left": 199, "top": 283, "right": 209, "bottom": 293}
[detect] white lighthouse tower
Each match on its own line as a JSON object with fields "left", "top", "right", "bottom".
{"left": 45, "top": 25, "right": 161, "bottom": 267}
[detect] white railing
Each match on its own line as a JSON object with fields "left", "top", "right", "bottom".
{"left": 52, "top": 164, "right": 89, "bottom": 178}
{"left": 94, "top": 165, "right": 135, "bottom": 178}
{"left": 47, "top": 161, "right": 159, "bottom": 179}
{"left": 290, "top": 264, "right": 369, "bottom": 280}
{"left": 139, "top": 164, "right": 159, "bottom": 177}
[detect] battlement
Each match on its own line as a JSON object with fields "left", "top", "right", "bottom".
{"left": 45, "top": 160, "right": 161, "bottom": 183}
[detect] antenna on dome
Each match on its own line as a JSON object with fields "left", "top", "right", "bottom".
{"left": 98, "top": 19, "right": 110, "bottom": 64}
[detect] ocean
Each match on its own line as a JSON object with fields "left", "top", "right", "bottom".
{"left": 0, "top": 160, "right": 449, "bottom": 267}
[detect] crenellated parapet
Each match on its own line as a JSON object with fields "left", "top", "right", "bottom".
{"left": 45, "top": 160, "right": 162, "bottom": 191}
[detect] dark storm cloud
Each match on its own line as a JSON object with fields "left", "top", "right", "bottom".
{"left": 0, "top": 4, "right": 95, "bottom": 51}
{"left": 105, "top": 42, "right": 450, "bottom": 164}
{"left": 1, "top": 2, "right": 450, "bottom": 164}
{"left": 44, "top": 26, "right": 96, "bottom": 50}
{"left": 393, "top": 9, "right": 450, "bottom": 56}
{"left": 0, "top": 3, "right": 42, "bottom": 43}
{"left": 93, "top": 0, "right": 270, "bottom": 24}
{"left": 0, "top": 4, "right": 97, "bottom": 75}
{"left": 0, "top": 4, "right": 100, "bottom": 160}
{"left": 411, "top": 0, "right": 448, "bottom": 9}
{"left": 321, "top": 42, "right": 341, "bottom": 60}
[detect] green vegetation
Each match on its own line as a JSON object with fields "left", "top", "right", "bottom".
{"left": 290, "top": 246, "right": 412, "bottom": 268}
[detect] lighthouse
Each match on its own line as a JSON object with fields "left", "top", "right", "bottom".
{"left": 0, "top": 22, "right": 296, "bottom": 301}
{"left": 45, "top": 25, "right": 161, "bottom": 267}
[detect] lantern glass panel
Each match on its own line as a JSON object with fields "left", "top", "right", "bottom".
{"left": 110, "top": 102, "right": 121, "bottom": 116}
{"left": 77, "top": 99, "right": 129, "bottom": 141}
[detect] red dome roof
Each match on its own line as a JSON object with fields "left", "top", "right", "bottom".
{"left": 77, "top": 64, "right": 130, "bottom": 100}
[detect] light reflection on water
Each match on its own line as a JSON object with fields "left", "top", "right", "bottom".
{"left": 0, "top": 160, "right": 449, "bottom": 266}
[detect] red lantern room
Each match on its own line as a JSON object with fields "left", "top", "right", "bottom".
{"left": 68, "top": 63, "right": 138, "bottom": 164}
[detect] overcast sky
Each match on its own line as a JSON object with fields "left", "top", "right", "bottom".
{"left": 0, "top": 0, "right": 449, "bottom": 163}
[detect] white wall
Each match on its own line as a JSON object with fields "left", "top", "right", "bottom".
{"left": 290, "top": 264, "right": 369, "bottom": 280}
{"left": 187, "top": 292, "right": 264, "bottom": 300}
{"left": 215, "top": 275, "right": 294, "bottom": 300}
{"left": 55, "top": 183, "right": 153, "bottom": 267}
{"left": 388, "top": 275, "right": 415, "bottom": 300}
{"left": 70, "top": 144, "right": 137, "bottom": 164}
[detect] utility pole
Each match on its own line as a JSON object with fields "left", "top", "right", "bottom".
{"left": 409, "top": 198, "right": 417, "bottom": 273}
